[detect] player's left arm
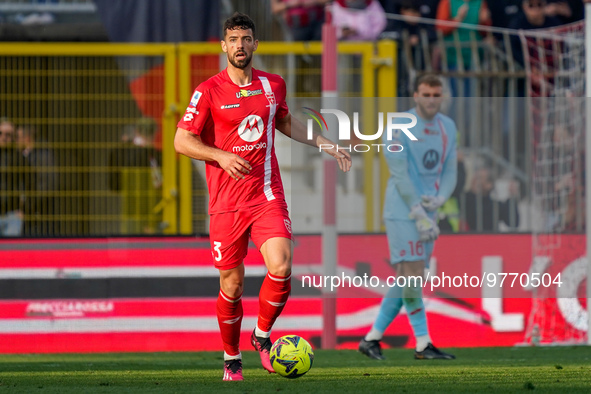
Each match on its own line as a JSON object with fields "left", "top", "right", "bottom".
{"left": 276, "top": 112, "right": 352, "bottom": 173}
{"left": 437, "top": 127, "right": 458, "bottom": 201}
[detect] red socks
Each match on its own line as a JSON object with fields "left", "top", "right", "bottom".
{"left": 216, "top": 290, "right": 243, "bottom": 357}
{"left": 217, "top": 272, "right": 291, "bottom": 355}
{"left": 257, "top": 272, "right": 291, "bottom": 332}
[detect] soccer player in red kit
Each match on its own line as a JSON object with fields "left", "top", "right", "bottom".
{"left": 175, "top": 12, "right": 351, "bottom": 381}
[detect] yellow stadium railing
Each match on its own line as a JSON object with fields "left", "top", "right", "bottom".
{"left": 0, "top": 40, "right": 396, "bottom": 237}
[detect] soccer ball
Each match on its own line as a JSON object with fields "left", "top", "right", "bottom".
{"left": 270, "top": 335, "right": 314, "bottom": 378}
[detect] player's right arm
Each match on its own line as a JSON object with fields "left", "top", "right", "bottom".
{"left": 383, "top": 132, "right": 420, "bottom": 209}
{"left": 174, "top": 128, "right": 251, "bottom": 181}
{"left": 175, "top": 86, "right": 251, "bottom": 181}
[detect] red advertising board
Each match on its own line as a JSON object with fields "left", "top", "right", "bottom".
{"left": 0, "top": 234, "right": 586, "bottom": 353}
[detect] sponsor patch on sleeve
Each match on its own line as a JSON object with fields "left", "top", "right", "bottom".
{"left": 190, "top": 91, "right": 202, "bottom": 107}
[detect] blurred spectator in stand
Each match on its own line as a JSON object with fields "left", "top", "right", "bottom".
{"left": 0, "top": 117, "right": 29, "bottom": 237}
{"left": 545, "top": 0, "right": 584, "bottom": 24}
{"left": 381, "top": 0, "right": 438, "bottom": 97}
{"left": 270, "top": 0, "right": 330, "bottom": 95}
{"left": 489, "top": 0, "right": 523, "bottom": 29}
{"left": 436, "top": 0, "right": 491, "bottom": 148}
{"left": 270, "top": 0, "right": 330, "bottom": 41}
{"left": 109, "top": 117, "right": 162, "bottom": 235}
{"left": 463, "top": 165, "right": 520, "bottom": 232}
{"left": 547, "top": 124, "right": 584, "bottom": 231}
{"left": 332, "top": 0, "right": 387, "bottom": 41}
{"left": 435, "top": 0, "right": 492, "bottom": 96}
{"left": 508, "top": 0, "right": 562, "bottom": 97}
{"left": 332, "top": 0, "right": 387, "bottom": 94}
{"left": 17, "top": 124, "right": 56, "bottom": 236}
{"left": 381, "top": 0, "right": 441, "bottom": 33}
{"left": 509, "top": 0, "right": 562, "bottom": 66}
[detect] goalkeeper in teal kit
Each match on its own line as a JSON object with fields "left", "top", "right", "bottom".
{"left": 360, "top": 74, "right": 457, "bottom": 360}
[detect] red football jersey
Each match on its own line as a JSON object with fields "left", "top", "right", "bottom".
{"left": 177, "top": 68, "right": 289, "bottom": 214}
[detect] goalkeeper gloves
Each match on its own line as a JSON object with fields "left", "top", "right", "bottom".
{"left": 409, "top": 203, "right": 440, "bottom": 243}
{"left": 420, "top": 195, "right": 446, "bottom": 212}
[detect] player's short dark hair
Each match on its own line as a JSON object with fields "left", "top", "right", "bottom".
{"left": 223, "top": 12, "right": 256, "bottom": 39}
{"left": 414, "top": 74, "right": 443, "bottom": 92}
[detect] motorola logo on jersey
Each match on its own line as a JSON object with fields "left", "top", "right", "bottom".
{"left": 423, "top": 149, "right": 439, "bottom": 170}
{"left": 232, "top": 142, "right": 267, "bottom": 153}
{"left": 237, "top": 115, "right": 264, "bottom": 142}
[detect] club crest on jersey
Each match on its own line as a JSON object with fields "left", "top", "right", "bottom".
{"left": 284, "top": 219, "right": 292, "bottom": 234}
{"left": 190, "top": 91, "right": 202, "bottom": 107}
{"left": 265, "top": 92, "right": 276, "bottom": 106}
{"left": 237, "top": 115, "right": 264, "bottom": 142}
{"left": 236, "top": 89, "right": 262, "bottom": 99}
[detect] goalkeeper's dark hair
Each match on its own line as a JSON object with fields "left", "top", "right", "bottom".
{"left": 414, "top": 74, "right": 443, "bottom": 92}
{"left": 223, "top": 12, "right": 256, "bottom": 39}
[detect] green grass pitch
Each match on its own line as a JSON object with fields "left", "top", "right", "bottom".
{"left": 0, "top": 347, "right": 590, "bottom": 393}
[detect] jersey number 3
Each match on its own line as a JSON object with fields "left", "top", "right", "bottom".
{"left": 213, "top": 241, "right": 222, "bottom": 261}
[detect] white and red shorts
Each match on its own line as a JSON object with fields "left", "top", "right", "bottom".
{"left": 209, "top": 200, "right": 292, "bottom": 270}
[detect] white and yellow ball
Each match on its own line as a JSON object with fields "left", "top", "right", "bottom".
{"left": 270, "top": 335, "right": 314, "bottom": 379}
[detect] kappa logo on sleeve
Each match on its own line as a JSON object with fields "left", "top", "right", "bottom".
{"left": 190, "top": 91, "right": 202, "bottom": 107}
{"left": 183, "top": 107, "right": 198, "bottom": 122}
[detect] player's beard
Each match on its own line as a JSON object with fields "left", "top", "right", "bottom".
{"left": 229, "top": 51, "right": 252, "bottom": 70}
{"left": 417, "top": 101, "right": 440, "bottom": 120}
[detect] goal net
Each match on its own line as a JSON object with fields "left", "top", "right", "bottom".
{"left": 519, "top": 21, "right": 587, "bottom": 345}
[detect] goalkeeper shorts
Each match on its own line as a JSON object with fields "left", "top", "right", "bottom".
{"left": 384, "top": 218, "right": 434, "bottom": 266}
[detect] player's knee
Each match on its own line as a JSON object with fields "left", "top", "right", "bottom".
{"left": 264, "top": 246, "right": 292, "bottom": 277}
{"left": 267, "top": 259, "right": 291, "bottom": 277}
{"left": 220, "top": 277, "right": 244, "bottom": 298}
{"left": 402, "top": 282, "right": 422, "bottom": 301}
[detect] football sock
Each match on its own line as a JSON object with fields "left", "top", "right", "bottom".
{"left": 257, "top": 272, "right": 291, "bottom": 332}
{"left": 401, "top": 282, "right": 429, "bottom": 340}
{"left": 216, "top": 289, "right": 243, "bottom": 357}
{"left": 224, "top": 351, "right": 242, "bottom": 361}
{"left": 415, "top": 335, "right": 431, "bottom": 352}
{"left": 368, "top": 282, "right": 403, "bottom": 338}
{"left": 365, "top": 327, "right": 384, "bottom": 342}
{"left": 255, "top": 326, "right": 271, "bottom": 339}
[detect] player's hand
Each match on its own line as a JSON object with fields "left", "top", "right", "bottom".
{"left": 217, "top": 151, "right": 252, "bottom": 181}
{"left": 420, "top": 195, "right": 445, "bottom": 212}
{"left": 331, "top": 147, "right": 352, "bottom": 173}
{"left": 319, "top": 142, "right": 352, "bottom": 172}
{"left": 409, "top": 204, "right": 440, "bottom": 242}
